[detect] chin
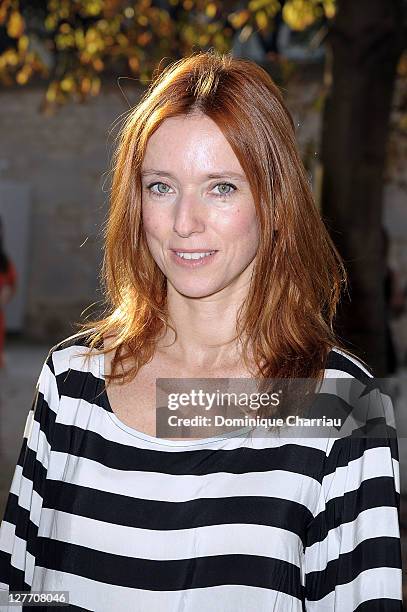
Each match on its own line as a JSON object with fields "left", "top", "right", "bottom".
{"left": 169, "top": 280, "right": 224, "bottom": 299}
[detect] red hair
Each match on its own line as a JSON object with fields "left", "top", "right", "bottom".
{"left": 74, "top": 49, "right": 360, "bottom": 388}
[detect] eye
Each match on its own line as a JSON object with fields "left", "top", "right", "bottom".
{"left": 146, "top": 182, "right": 172, "bottom": 197}
{"left": 212, "top": 182, "right": 237, "bottom": 198}
{"left": 145, "top": 181, "right": 237, "bottom": 199}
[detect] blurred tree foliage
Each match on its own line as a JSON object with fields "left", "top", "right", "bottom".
{"left": 0, "top": 0, "right": 335, "bottom": 111}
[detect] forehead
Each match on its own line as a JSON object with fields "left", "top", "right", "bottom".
{"left": 142, "top": 114, "right": 243, "bottom": 175}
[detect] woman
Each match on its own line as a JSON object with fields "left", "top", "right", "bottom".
{"left": 0, "top": 51, "right": 402, "bottom": 610}
{"left": 0, "top": 216, "right": 17, "bottom": 369}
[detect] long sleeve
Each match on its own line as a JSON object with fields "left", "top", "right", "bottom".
{"left": 303, "top": 434, "right": 402, "bottom": 610}
{"left": 0, "top": 348, "right": 60, "bottom": 595}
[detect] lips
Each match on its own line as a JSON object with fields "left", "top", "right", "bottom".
{"left": 169, "top": 249, "right": 218, "bottom": 267}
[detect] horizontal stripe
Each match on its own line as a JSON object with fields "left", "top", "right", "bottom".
{"left": 321, "top": 446, "right": 399, "bottom": 503}
{"left": 348, "top": 419, "right": 398, "bottom": 441}
{"left": 9, "top": 535, "right": 33, "bottom": 576}
{"left": 0, "top": 551, "right": 30, "bottom": 591}
{"left": 42, "top": 480, "right": 312, "bottom": 542}
{"left": 305, "top": 537, "right": 402, "bottom": 600}
{"left": 51, "top": 342, "right": 101, "bottom": 378}
{"left": 31, "top": 567, "right": 302, "bottom": 611}
{"left": 37, "top": 538, "right": 303, "bottom": 597}
{"left": 305, "top": 506, "right": 400, "bottom": 572}
{"left": 0, "top": 523, "right": 31, "bottom": 572}
{"left": 354, "top": 599, "right": 403, "bottom": 611}
{"left": 326, "top": 348, "right": 373, "bottom": 379}
{"left": 32, "top": 392, "right": 57, "bottom": 433}
{"left": 1, "top": 501, "right": 38, "bottom": 557}
{"left": 45, "top": 452, "right": 320, "bottom": 519}
{"left": 307, "top": 476, "right": 400, "bottom": 547}
{"left": 7, "top": 463, "right": 45, "bottom": 523}
{"left": 323, "top": 436, "right": 399, "bottom": 476}
{"left": 57, "top": 389, "right": 335, "bottom": 453}
{"left": 22, "top": 416, "right": 52, "bottom": 475}
{"left": 38, "top": 508, "right": 303, "bottom": 565}
{"left": 50, "top": 417, "right": 326, "bottom": 480}
{"left": 37, "top": 361, "right": 60, "bottom": 413}
{"left": 56, "top": 369, "right": 106, "bottom": 409}
{"left": 305, "top": 567, "right": 402, "bottom": 610}
{"left": 0, "top": 338, "right": 401, "bottom": 610}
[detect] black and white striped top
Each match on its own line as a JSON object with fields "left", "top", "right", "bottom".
{"left": 0, "top": 334, "right": 402, "bottom": 611}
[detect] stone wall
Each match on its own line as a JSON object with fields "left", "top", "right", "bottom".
{"left": 0, "top": 83, "right": 137, "bottom": 342}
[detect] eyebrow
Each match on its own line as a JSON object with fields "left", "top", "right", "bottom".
{"left": 140, "top": 169, "right": 247, "bottom": 181}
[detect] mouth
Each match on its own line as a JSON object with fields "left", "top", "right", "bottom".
{"left": 169, "top": 249, "right": 218, "bottom": 268}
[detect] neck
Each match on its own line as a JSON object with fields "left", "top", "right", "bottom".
{"left": 156, "top": 278, "right": 252, "bottom": 371}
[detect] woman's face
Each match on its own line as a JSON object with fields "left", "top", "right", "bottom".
{"left": 141, "top": 113, "right": 259, "bottom": 298}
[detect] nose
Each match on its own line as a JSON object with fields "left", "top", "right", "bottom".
{"left": 172, "top": 193, "right": 206, "bottom": 237}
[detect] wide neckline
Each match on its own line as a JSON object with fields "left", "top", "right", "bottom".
{"left": 98, "top": 352, "right": 254, "bottom": 448}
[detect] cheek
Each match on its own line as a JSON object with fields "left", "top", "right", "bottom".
{"left": 142, "top": 204, "right": 168, "bottom": 237}
{"left": 212, "top": 206, "right": 258, "bottom": 243}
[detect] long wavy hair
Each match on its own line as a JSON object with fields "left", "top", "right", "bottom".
{"left": 73, "top": 49, "right": 362, "bottom": 388}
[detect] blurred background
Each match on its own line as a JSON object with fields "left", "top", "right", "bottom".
{"left": 0, "top": 0, "right": 407, "bottom": 600}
